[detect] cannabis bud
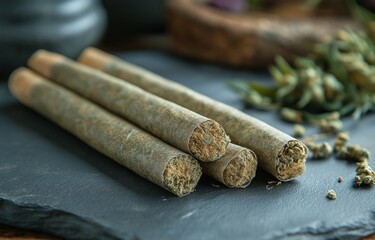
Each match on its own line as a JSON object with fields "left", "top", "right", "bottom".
{"left": 230, "top": 30, "right": 375, "bottom": 129}
{"left": 307, "top": 141, "right": 332, "bottom": 160}
{"left": 355, "top": 162, "right": 375, "bottom": 187}
{"left": 313, "top": 112, "right": 343, "bottom": 133}
{"left": 280, "top": 108, "right": 303, "bottom": 123}
{"left": 334, "top": 132, "right": 350, "bottom": 153}
{"left": 338, "top": 144, "right": 370, "bottom": 162}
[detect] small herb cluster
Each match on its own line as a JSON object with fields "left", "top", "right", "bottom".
{"left": 334, "top": 132, "right": 375, "bottom": 187}
{"left": 306, "top": 141, "right": 332, "bottom": 159}
{"left": 308, "top": 131, "right": 374, "bottom": 187}
{"left": 230, "top": 30, "right": 375, "bottom": 129}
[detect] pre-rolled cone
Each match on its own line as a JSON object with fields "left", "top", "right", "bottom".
{"left": 9, "top": 68, "right": 202, "bottom": 197}
{"left": 28, "top": 50, "right": 230, "bottom": 162}
{"left": 79, "top": 48, "right": 308, "bottom": 181}
{"left": 201, "top": 144, "right": 257, "bottom": 188}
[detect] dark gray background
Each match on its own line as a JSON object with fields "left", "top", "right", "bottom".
{"left": 0, "top": 51, "right": 374, "bottom": 240}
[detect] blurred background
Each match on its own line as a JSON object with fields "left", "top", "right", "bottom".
{"left": 0, "top": 0, "right": 166, "bottom": 77}
{"left": 2, "top": 0, "right": 374, "bottom": 76}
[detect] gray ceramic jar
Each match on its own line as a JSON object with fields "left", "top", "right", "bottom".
{"left": 0, "top": 0, "right": 106, "bottom": 76}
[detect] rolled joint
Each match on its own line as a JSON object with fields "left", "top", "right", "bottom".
{"left": 276, "top": 140, "right": 308, "bottom": 181}
{"left": 163, "top": 155, "right": 202, "bottom": 197}
{"left": 188, "top": 120, "right": 231, "bottom": 162}
{"left": 223, "top": 149, "right": 257, "bottom": 188}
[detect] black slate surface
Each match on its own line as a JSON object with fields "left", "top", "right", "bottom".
{"left": 0, "top": 51, "right": 374, "bottom": 240}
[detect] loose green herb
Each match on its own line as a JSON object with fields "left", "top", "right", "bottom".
{"left": 334, "top": 132, "right": 350, "bottom": 153}
{"left": 306, "top": 141, "right": 332, "bottom": 159}
{"left": 327, "top": 189, "right": 337, "bottom": 200}
{"left": 311, "top": 112, "right": 343, "bottom": 133}
{"left": 337, "top": 144, "right": 370, "bottom": 162}
{"left": 355, "top": 161, "right": 375, "bottom": 187}
{"left": 333, "top": 132, "right": 374, "bottom": 187}
{"left": 228, "top": 81, "right": 278, "bottom": 110}
{"left": 305, "top": 131, "right": 373, "bottom": 188}
{"left": 229, "top": 30, "right": 375, "bottom": 131}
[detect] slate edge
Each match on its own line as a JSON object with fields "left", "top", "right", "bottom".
{"left": 264, "top": 209, "right": 375, "bottom": 240}
{"left": 0, "top": 198, "right": 124, "bottom": 240}
{"left": 1, "top": 197, "right": 375, "bottom": 240}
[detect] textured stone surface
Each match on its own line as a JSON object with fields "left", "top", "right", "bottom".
{"left": 0, "top": 51, "right": 374, "bottom": 239}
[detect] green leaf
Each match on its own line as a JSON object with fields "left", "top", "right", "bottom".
{"left": 321, "top": 101, "right": 342, "bottom": 111}
{"left": 276, "top": 85, "right": 296, "bottom": 101}
{"left": 348, "top": 0, "right": 375, "bottom": 25}
{"left": 269, "top": 66, "right": 284, "bottom": 84}
{"left": 248, "top": 82, "right": 276, "bottom": 98}
{"left": 297, "top": 89, "right": 313, "bottom": 108}
{"left": 275, "top": 56, "right": 295, "bottom": 75}
{"left": 227, "top": 80, "right": 280, "bottom": 110}
{"left": 339, "top": 103, "right": 356, "bottom": 116}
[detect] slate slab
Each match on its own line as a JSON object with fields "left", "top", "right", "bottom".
{"left": 0, "top": 51, "right": 374, "bottom": 240}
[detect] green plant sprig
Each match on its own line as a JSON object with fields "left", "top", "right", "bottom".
{"left": 229, "top": 30, "right": 375, "bottom": 128}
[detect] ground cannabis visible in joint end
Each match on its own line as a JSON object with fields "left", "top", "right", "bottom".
{"left": 276, "top": 140, "right": 308, "bottom": 181}
{"left": 163, "top": 155, "right": 202, "bottom": 197}
{"left": 223, "top": 149, "right": 257, "bottom": 188}
{"left": 189, "top": 120, "right": 230, "bottom": 162}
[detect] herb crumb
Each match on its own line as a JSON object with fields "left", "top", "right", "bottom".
{"left": 327, "top": 189, "right": 337, "bottom": 200}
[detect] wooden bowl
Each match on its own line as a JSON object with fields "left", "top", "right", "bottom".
{"left": 167, "top": 0, "right": 359, "bottom": 69}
